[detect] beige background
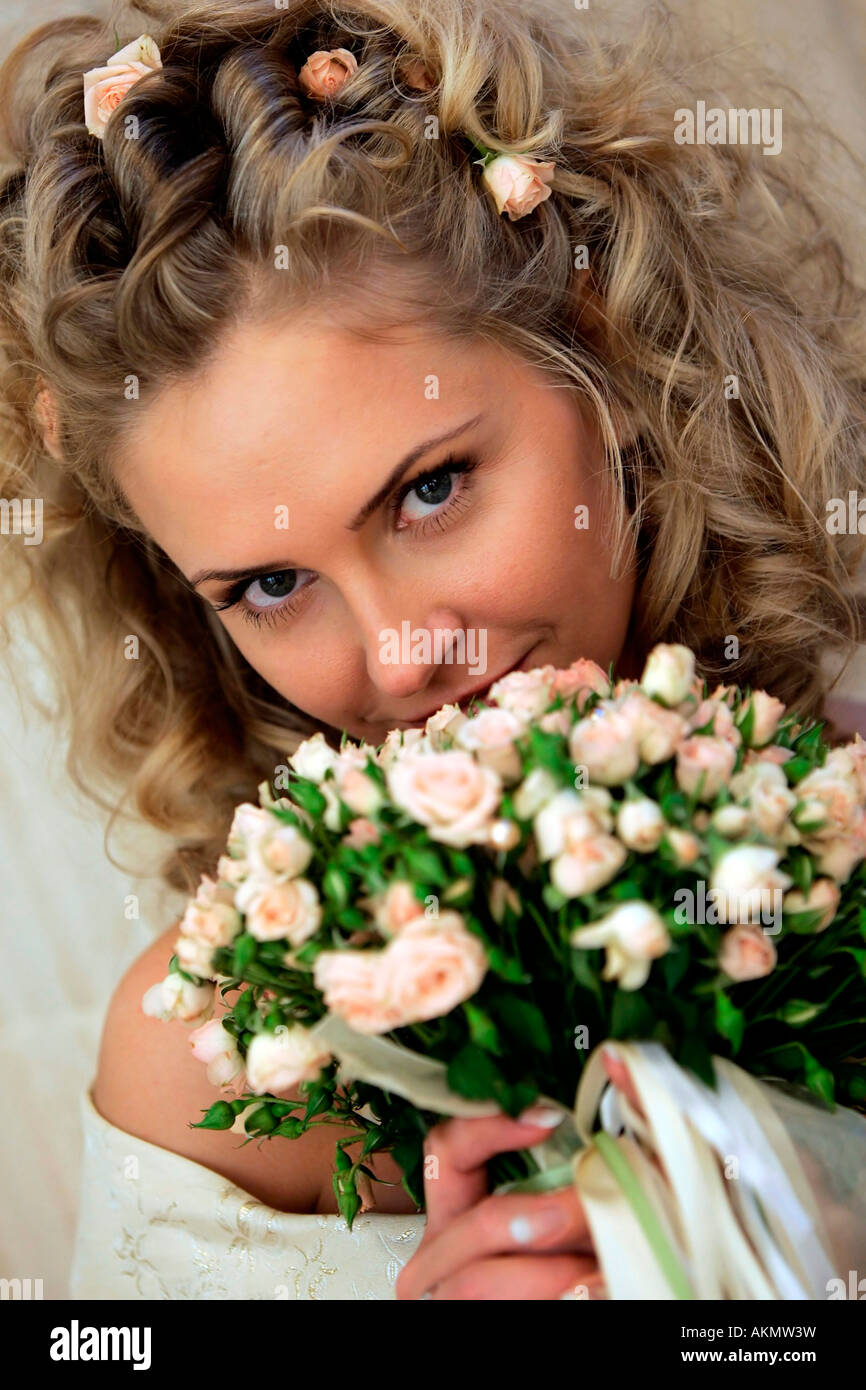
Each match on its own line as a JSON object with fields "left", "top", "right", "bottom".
{"left": 0, "top": 0, "right": 864, "bottom": 1300}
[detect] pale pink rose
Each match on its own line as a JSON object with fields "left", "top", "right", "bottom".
{"left": 314, "top": 950, "right": 403, "bottom": 1034}
{"left": 746, "top": 691, "right": 786, "bottom": 747}
{"left": 380, "top": 914, "right": 488, "bottom": 1024}
{"left": 844, "top": 734, "right": 866, "bottom": 799}
{"left": 709, "top": 845, "right": 792, "bottom": 923}
{"left": 710, "top": 804, "right": 752, "bottom": 837}
{"left": 344, "top": 817, "right": 380, "bottom": 849}
{"left": 455, "top": 707, "right": 524, "bottom": 782}
{"left": 718, "top": 924, "right": 777, "bottom": 982}
{"left": 175, "top": 875, "right": 241, "bottom": 980}
{"left": 298, "top": 48, "right": 358, "bottom": 100}
{"left": 553, "top": 659, "right": 610, "bottom": 707}
{"left": 616, "top": 797, "right": 665, "bottom": 852}
{"left": 640, "top": 643, "right": 696, "bottom": 706}
{"left": 141, "top": 972, "right": 214, "bottom": 1025}
{"left": 748, "top": 778, "right": 797, "bottom": 838}
{"left": 488, "top": 668, "right": 554, "bottom": 719}
{"left": 568, "top": 705, "right": 641, "bottom": 786}
{"left": 336, "top": 762, "right": 385, "bottom": 817}
{"left": 618, "top": 689, "right": 688, "bottom": 763}
{"left": 227, "top": 803, "right": 272, "bottom": 857}
{"left": 376, "top": 726, "right": 426, "bottom": 771}
{"left": 745, "top": 744, "right": 794, "bottom": 767}
{"left": 539, "top": 707, "right": 573, "bottom": 737}
{"left": 245, "top": 1026, "right": 332, "bottom": 1096}
{"left": 534, "top": 788, "right": 614, "bottom": 860}
{"left": 688, "top": 698, "right": 741, "bottom": 748}
{"left": 675, "top": 735, "right": 737, "bottom": 801}
{"left": 235, "top": 875, "right": 321, "bottom": 945}
{"left": 372, "top": 881, "right": 427, "bottom": 937}
{"left": 512, "top": 766, "right": 560, "bottom": 820}
{"left": 810, "top": 809, "right": 866, "bottom": 881}
{"left": 664, "top": 827, "right": 703, "bottom": 866}
{"left": 795, "top": 761, "right": 861, "bottom": 840}
{"left": 83, "top": 34, "right": 162, "bottom": 138}
{"left": 424, "top": 704, "right": 467, "bottom": 750}
{"left": 479, "top": 154, "right": 556, "bottom": 221}
{"left": 289, "top": 732, "right": 339, "bottom": 782}
{"left": 216, "top": 853, "right": 249, "bottom": 887}
{"left": 708, "top": 683, "right": 739, "bottom": 708}
{"left": 550, "top": 834, "right": 628, "bottom": 897}
{"left": 783, "top": 878, "right": 841, "bottom": 932}
{"left": 386, "top": 748, "right": 502, "bottom": 847}
{"left": 571, "top": 902, "right": 670, "bottom": 991}
{"left": 189, "top": 1019, "right": 245, "bottom": 1088}
{"left": 247, "top": 820, "right": 314, "bottom": 879}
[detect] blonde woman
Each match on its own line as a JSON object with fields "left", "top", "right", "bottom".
{"left": 1, "top": 0, "right": 864, "bottom": 1299}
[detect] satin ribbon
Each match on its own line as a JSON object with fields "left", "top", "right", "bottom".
{"left": 307, "top": 1014, "right": 837, "bottom": 1299}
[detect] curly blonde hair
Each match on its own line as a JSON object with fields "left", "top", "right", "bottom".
{"left": 1, "top": 0, "right": 864, "bottom": 896}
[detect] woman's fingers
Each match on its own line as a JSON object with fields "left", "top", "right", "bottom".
{"left": 421, "top": 1107, "right": 568, "bottom": 1234}
{"left": 407, "top": 1253, "right": 604, "bottom": 1302}
{"left": 396, "top": 1183, "right": 593, "bottom": 1300}
{"left": 602, "top": 1048, "right": 645, "bottom": 1117}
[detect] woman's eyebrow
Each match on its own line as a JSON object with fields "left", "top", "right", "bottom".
{"left": 345, "top": 411, "right": 485, "bottom": 532}
{"left": 188, "top": 411, "right": 485, "bottom": 587}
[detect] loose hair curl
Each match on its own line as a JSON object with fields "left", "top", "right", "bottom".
{"left": 1, "top": 0, "right": 864, "bottom": 895}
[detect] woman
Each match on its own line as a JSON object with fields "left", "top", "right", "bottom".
{"left": 1, "top": 0, "right": 864, "bottom": 1298}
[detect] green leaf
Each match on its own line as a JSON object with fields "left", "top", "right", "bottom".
{"left": 714, "top": 991, "right": 745, "bottom": 1053}
{"left": 542, "top": 882, "right": 568, "bottom": 912}
{"left": 783, "top": 906, "right": 829, "bottom": 935}
{"left": 290, "top": 779, "right": 327, "bottom": 819}
{"left": 735, "top": 699, "right": 755, "bottom": 747}
{"left": 660, "top": 946, "right": 689, "bottom": 991}
{"left": 610, "top": 988, "right": 655, "bottom": 1038}
{"left": 485, "top": 944, "right": 532, "bottom": 983}
{"left": 447, "top": 1043, "right": 502, "bottom": 1100}
{"left": 231, "top": 932, "right": 257, "bottom": 975}
{"left": 776, "top": 999, "right": 823, "bottom": 1027}
{"left": 402, "top": 847, "right": 449, "bottom": 884}
{"left": 782, "top": 756, "right": 815, "bottom": 786}
{"left": 803, "top": 1052, "right": 835, "bottom": 1108}
{"left": 323, "top": 866, "right": 351, "bottom": 909}
{"left": 462, "top": 1001, "right": 503, "bottom": 1054}
{"left": 490, "top": 995, "right": 552, "bottom": 1054}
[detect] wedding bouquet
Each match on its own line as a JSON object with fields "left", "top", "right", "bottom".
{"left": 143, "top": 643, "right": 866, "bottom": 1299}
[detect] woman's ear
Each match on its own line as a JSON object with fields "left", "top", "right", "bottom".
{"left": 34, "top": 376, "right": 62, "bottom": 461}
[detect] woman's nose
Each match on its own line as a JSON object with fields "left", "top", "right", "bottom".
{"left": 363, "top": 605, "right": 469, "bottom": 700}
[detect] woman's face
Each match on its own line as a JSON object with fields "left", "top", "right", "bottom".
{"left": 116, "top": 315, "right": 640, "bottom": 743}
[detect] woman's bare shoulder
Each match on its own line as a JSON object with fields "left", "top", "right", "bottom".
{"left": 91, "top": 923, "right": 329, "bottom": 1213}
{"left": 91, "top": 923, "right": 419, "bottom": 1217}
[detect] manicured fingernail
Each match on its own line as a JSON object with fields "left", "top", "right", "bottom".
{"left": 509, "top": 1207, "right": 568, "bottom": 1244}
{"left": 517, "top": 1104, "right": 566, "bottom": 1128}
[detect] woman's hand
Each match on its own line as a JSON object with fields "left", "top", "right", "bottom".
{"left": 394, "top": 1104, "right": 605, "bottom": 1301}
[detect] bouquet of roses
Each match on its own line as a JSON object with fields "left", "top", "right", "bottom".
{"left": 143, "top": 643, "right": 866, "bottom": 1299}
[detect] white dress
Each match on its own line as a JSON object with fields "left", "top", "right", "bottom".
{"left": 68, "top": 1085, "right": 427, "bottom": 1300}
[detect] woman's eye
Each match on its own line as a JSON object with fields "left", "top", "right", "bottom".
{"left": 398, "top": 469, "right": 456, "bottom": 524}
{"left": 243, "top": 569, "right": 311, "bottom": 609}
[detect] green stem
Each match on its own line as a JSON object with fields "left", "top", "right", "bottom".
{"left": 593, "top": 1132, "right": 693, "bottom": 1299}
